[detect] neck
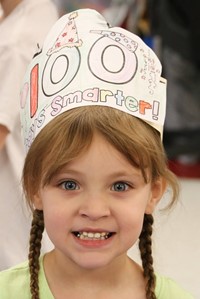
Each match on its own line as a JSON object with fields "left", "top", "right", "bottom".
{"left": 1, "top": 0, "right": 22, "bottom": 17}
{"left": 44, "top": 250, "right": 142, "bottom": 289}
{"left": 43, "top": 251, "right": 146, "bottom": 298}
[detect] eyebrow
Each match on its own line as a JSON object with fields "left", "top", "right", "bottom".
{"left": 56, "top": 168, "right": 142, "bottom": 180}
{"left": 106, "top": 171, "right": 143, "bottom": 183}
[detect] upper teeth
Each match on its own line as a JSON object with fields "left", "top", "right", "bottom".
{"left": 76, "top": 232, "right": 110, "bottom": 240}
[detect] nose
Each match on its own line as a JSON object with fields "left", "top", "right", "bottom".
{"left": 78, "top": 191, "right": 111, "bottom": 220}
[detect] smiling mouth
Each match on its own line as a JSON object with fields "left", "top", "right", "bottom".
{"left": 72, "top": 231, "right": 114, "bottom": 240}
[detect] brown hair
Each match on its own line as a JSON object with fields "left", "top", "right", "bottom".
{"left": 22, "top": 106, "right": 179, "bottom": 299}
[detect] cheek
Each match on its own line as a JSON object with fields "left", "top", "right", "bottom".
{"left": 42, "top": 204, "right": 68, "bottom": 239}
{"left": 119, "top": 205, "right": 146, "bottom": 238}
{"left": 117, "top": 212, "right": 144, "bottom": 252}
{"left": 41, "top": 191, "right": 68, "bottom": 224}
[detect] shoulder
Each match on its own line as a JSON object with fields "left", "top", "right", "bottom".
{"left": 0, "top": 260, "right": 31, "bottom": 298}
{"left": 0, "top": 255, "right": 53, "bottom": 299}
{"left": 155, "top": 274, "right": 195, "bottom": 299}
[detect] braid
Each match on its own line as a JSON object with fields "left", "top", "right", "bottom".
{"left": 29, "top": 209, "right": 44, "bottom": 299}
{"left": 139, "top": 214, "right": 156, "bottom": 299}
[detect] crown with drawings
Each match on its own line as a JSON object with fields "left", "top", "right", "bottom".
{"left": 20, "top": 9, "right": 167, "bottom": 152}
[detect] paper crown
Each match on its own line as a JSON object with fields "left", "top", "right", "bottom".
{"left": 20, "top": 9, "right": 166, "bottom": 152}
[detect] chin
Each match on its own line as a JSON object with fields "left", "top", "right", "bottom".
{"left": 72, "top": 254, "right": 114, "bottom": 270}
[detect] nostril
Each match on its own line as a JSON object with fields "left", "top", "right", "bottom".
{"left": 79, "top": 204, "right": 111, "bottom": 220}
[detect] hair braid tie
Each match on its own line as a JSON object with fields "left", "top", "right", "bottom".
{"left": 29, "top": 209, "right": 44, "bottom": 299}
{"left": 139, "top": 214, "right": 156, "bottom": 299}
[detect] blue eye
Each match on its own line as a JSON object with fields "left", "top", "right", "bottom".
{"left": 60, "top": 180, "right": 78, "bottom": 190}
{"left": 112, "top": 182, "right": 129, "bottom": 192}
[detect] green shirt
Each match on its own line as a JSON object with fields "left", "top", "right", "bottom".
{"left": 0, "top": 256, "right": 194, "bottom": 299}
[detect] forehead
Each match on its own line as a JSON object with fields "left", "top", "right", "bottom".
{"left": 55, "top": 133, "right": 144, "bottom": 179}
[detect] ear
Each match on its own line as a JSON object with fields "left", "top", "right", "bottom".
{"left": 145, "top": 177, "right": 167, "bottom": 214}
{"left": 33, "top": 193, "right": 43, "bottom": 210}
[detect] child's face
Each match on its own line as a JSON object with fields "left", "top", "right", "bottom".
{"left": 34, "top": 133, "right": 164, "bottom": 270}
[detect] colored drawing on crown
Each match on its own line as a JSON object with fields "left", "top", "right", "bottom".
{"left": 47, "top": 12, "right": 83, "bottom": 55}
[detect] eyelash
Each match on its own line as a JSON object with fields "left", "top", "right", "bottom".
{"left": 58, "top": 180, "right": 133, "bottom": 192}
{"left": 111, "top": 181, "right": 133, "bottom": 192}
{"left": 59, "top": 180, "right": 79, "bottom": 191}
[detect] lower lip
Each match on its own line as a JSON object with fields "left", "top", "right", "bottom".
{"left": 72, "top": 234, "right": 114, "bottom": 248}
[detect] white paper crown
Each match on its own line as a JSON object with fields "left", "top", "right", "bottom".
{"left": 20, "top": 9, "right": 166, "bottom": 152}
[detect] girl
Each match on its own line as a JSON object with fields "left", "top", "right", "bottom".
{"left": 0, "top": 9, "right": 194, "bottom": 299}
